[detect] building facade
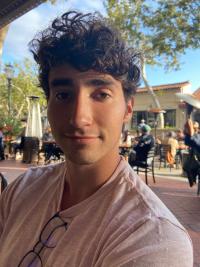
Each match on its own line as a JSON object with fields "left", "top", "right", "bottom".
{"left": 129, "top": 81, "right": 191, "bottom": 132}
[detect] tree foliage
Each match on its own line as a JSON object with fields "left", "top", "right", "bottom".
{"left": 105, "top": 0, "right": 200, "bottom": 70}
{"left": 105, "top": 0, "right": 200, "bottom": 128}
{"left": 0, "top": 59, "right": 46, "bottom": 121}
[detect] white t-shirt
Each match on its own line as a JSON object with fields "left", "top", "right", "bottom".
{"left": 0, "top": 158, "right": 193, "bottom": 267}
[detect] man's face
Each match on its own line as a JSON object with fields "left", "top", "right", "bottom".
{"left": 47, "top": 64, "right": 133, "bottom": 165}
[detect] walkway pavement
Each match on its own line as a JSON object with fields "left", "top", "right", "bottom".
{"left": 0, "top": 159, "right": 199, "bottom": 266}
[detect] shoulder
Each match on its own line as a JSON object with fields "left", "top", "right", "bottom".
{"left": 17, "top": 161, "right": 64, "bottom": 186}
{"left": 101, "top": 216, "right": 193, "bottom": 267}
{"left": 114, "top": 161, "right": 182, "bottom": 226}
{"left": 100, "top": 160, "right": 193, "bottom": 266}
{"left": 0, "top": 162, "right": 65, "bottom": 208}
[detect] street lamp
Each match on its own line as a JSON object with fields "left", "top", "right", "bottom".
{"left": 4, "top": 63, "right": 14, "bottom": 115}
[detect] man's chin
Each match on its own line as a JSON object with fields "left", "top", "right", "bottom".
{"left": 66, "top": 153, "right": 98, "bottom": 165}
{"left": 68, "top": 159, "right": 97, "bottom": 166}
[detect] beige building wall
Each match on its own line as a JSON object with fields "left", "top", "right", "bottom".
{"left": 130, "top": 82, "right": 191, "bottom": 131}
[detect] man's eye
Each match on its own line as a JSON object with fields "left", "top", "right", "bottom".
{"left": 55, "top": 92, "right": 71, "bottom": 100}
{"left": 93, "top": 92, "right": 111, "bottom": 101}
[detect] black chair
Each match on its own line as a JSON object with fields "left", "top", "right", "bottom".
{"left": 0, "top": 172, "right": 8, "bottom": 193}
{"left": 129, "top": 146, "right": 156, "bottom": 185}
{"left": 44, "top": 143, "right": 64, "bottom": 164}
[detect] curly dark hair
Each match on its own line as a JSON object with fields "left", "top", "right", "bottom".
{"left": 29, "top": 11, "right": 141, "bottom": 100}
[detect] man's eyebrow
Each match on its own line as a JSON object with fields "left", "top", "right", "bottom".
{"left": 85, "top": 78, "right": 114, "bottom": 87}
{"left": 50, "top": 77, "right": 115, "bottom": 87}
{"left": 50, "top": 78, "right": 73, "bottom": 87}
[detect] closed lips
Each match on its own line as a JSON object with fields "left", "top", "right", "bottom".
{"left": 65, "top": 136, "right": 98, "bottom": 139}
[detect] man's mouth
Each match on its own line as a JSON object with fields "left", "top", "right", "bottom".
{"left": 64, "top": 135, "right": 99, "bottom": 144}
{"left": 65, "top": 135, "right": 98, "bottom": 139}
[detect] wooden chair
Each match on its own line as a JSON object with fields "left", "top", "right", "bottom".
{"left": 0, "top": 172, "right": 8, "bottom": 193}
{"left": 129, "top": 146, "right": 156, "bottom": 185}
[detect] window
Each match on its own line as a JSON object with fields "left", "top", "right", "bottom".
{"left": 131, "top": 111, "right": 147, "bottom": 128}
{"left": 131, "top": 109, "right": 176, "bottom": 128}
{"left": 164, "top": 110, "right": 176, "bottom": 127}
{"left": 131, "top": 111, "right": 152, "bottom": 128}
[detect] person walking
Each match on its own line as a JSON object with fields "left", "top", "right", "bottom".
{"left": 183, "top": 119, "right": 200, "bottom": 187}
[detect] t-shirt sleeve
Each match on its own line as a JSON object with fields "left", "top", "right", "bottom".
{"left": 97, "top": 218, "right": 193, "bottom": 267}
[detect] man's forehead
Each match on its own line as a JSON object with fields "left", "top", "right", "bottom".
{"left": 48, "top": 64, "right": 119, "bottom": 84}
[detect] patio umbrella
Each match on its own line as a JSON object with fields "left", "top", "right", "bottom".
{"left": 25, "top": 96, "right": 42, "bottom": 139}
{"left": 176, "top": 93, "right": 200, "bottom": 118}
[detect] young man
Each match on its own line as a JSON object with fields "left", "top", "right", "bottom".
{"left": 0, "top": 11, "right": 193, "bottom": 267}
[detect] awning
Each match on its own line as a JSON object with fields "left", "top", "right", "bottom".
{"left": 0, "top": 0, "right": 45, "bottom": 29}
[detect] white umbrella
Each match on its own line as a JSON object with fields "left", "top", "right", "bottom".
{"left": 25, "top": 96, "right": 42, "bottom": 139}
{"left": 176, "top": 93, "right": 200, "bottom": 117}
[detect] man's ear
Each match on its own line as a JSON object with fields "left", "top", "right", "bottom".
{"left": 123, "top": 97, "right": 134, "bottom": 123}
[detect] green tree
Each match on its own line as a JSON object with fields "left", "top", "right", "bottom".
{"left": 0, "top": 59, "right": 46, "bottom": 120}
{"left": 105, "top": 0, "right": 200, "bottom": 127}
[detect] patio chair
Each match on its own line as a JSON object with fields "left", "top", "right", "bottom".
{"left": 129, "top": 146, "right": 156, "bottom": 185}
{"left": 44, "top": 143, "right": 64, "bottom": 164}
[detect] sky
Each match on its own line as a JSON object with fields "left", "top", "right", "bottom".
{"left": 1, "top": 0, "right": 200, "bottom": 93}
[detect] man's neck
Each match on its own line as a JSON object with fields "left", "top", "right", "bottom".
{"left": 60, "top": 152, "right": 121, "bottom": 210}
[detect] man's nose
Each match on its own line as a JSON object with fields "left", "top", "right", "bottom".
{"left": 69, "top": 91, "right": 93, "bottom": 128}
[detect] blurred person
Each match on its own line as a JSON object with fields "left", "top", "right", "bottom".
{"left": 193, "top": 121, "right": 200, "bottom": 134}
{"left": 138, "top": 118, "right": 146, "bottom": 128}
{"left": 184, "top": 120, "right": 200, "bottom": 152}
{"left": 129, "top": 124, "right": 154, "bottom": 165}
{"left": 42, "top": 127, "right": 54, "bottom": 142}
{"left": 0, "top": 11, "right": 193, "bottom": 267}
{"left": 119, "top": 130, "right": 134, "bottom": 160}
{"left": 41, "top": 127, "right": 56, "bottom": 162}
{"left": 175, "top": 129, "right": 187, "bottom": 163}
{"left": 183, "top": 119, "right": 200, "bottom": 187}
{"left": 136, "top": 118, "right": 146, "bottom": 136}
{"left": 176, "top": 129, "right": 185, "bottom": 142}
{"left": 11, "top": 120, "right": 26, "bottom": 158}
{"left": 162, "top": 131, "right": 179, "bottom": 166}
{"left": 121, "top": 130, "right": 133, "bottom": 146}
